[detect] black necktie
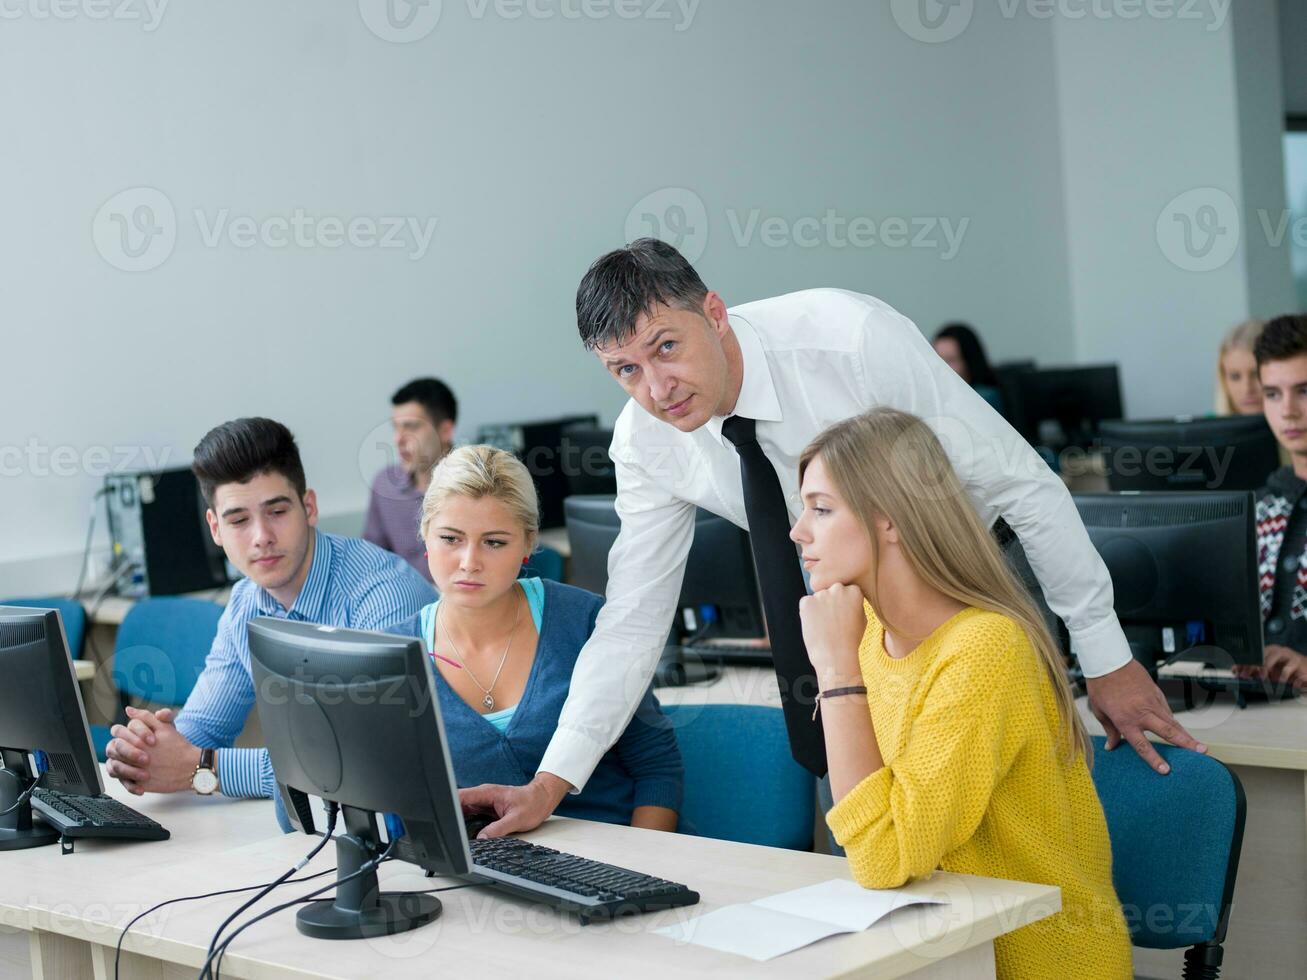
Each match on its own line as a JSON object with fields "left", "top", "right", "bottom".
{"left": 721, "top": 414, "right": 827, "bottom": 777}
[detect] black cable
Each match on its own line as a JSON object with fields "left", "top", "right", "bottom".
{"left": 0, "top": 781, "right": 37, "bottom": 816}
{"left": 71, "top": 486, "right": 110, "bottom": 601}
{"left": 203, "top": 803, "right": 339, "bottom": 964}
{"left": 200, "top": 837, "right": 398, "bottom": 980}
{"left": 209, "top": 878, "right": 476, "bottom": 980}
{"left": 113, "top": 866, "right": 337, "bottom": 980}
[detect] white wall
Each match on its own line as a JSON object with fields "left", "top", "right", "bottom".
{"left": 1053, "top": 0, "right": 1293, "bottom": 419}
{"left": 0, "top": 0, "right": 1080, "bottom": 595}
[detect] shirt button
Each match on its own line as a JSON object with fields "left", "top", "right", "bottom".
{"left": 1268, "top": 617, "right": 1285, "bottom": 634}
{"left": 1284, "top": 556, "right": 1300, "bottom": 573}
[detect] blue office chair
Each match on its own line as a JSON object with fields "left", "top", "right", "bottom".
{"left": 91, "top": 597, "right": 224, "bottom": 761}
{"left": 1089, "top": 736, "right": 1246, "bottom": 979}
{"left": 0, "top": 597, "right": 87, "bottom": 661}
{"left": 522, "top": 544, "right": 564, "bottom": 583}
{"left": 665, "top": 703, "right": 815, "bottom": 851}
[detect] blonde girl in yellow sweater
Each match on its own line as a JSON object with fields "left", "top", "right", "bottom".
{"left": 790, "top": 408, "right": 1132, "bottom": 980}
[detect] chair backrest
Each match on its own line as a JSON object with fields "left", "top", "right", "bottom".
{"left": 522, "top": 544, "right": 564, "bottom": 583}
{"left": 1, "top": 597, "right": 87, "bottom": 661}
{"left": 112, "top": 597, "right": 224, "bottom": 706}
{"left": 1089, "top": 735, "right": 1245, "bottom": 950}
{"left": 665, "top": 703, "right": 815, "bottom": 851}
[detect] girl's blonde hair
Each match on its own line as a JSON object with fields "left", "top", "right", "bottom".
{"left": 799, "top": 408, "right": 1090, "bottom": 761}
{"left": 1214, "top": 319, "right": 1265, "bottom": 415}
{"left": 418, "top": 445, "right": 540, "bottom": 551}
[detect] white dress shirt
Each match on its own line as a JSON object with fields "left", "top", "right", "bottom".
{"left": 539, "top": 288, "right": 1130, "bottom": 792}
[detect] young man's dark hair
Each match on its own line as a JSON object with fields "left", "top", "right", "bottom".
{"left": 191, "top": 417, "right": 307, "bottom": 507}
{"left": 575, "top": 237, "right": 709, "bottom": 351}
{"left": 1253, "top": 314, "right": 1307, "bottom": 367}
{"left": 391, "top": 377, "right": 458, "bottom": 426}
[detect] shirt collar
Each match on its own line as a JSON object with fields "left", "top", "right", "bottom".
{"left": 705, "top": 314, "right": 783, "bottom": 447}
{"left": 255, "top": 528, "right": 332, "bottom": 621}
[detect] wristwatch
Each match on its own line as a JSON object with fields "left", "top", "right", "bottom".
{"left": 192, "top": 748, "right": 219, "bottom": 796}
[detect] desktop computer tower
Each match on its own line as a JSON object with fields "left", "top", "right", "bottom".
{"left": 104, "top": 468, "right": 236, "bottom": 597}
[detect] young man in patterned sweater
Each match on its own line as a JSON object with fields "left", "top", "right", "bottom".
{"left": 1240, "top": 314, "right": 1307, "bottom": 691}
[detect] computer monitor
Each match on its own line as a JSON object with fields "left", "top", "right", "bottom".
{"left": 477, "top": 414, "right": 601, "bottom": 529}
{"left": 1006, "top": 365, "right": 1123, "bottom": 450}
{"left": 564, "top": 495, "right": 766, "bottom": 645}
{"left": 559, "top": 427, "right": 618, "bottom": 497}
{"left": 247, "top": 617, "right": 472, "bottom": 939}
{"left": 1098, "top": 416, "right": 1280, "bottom": 492}
{"left": 0, "top": 606, "right": 102, "bottom": 850}
{"left": 1072, "top": 492, "right": 1262, "bottom": 670}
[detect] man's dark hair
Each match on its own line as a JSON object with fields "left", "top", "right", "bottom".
{"left": 576, "top": 238, "right": 709, "bottom": 351}
{"left": 1254, "top": 315, "right": 1307, "bottom": 367}
{"left": 192, "top": 417, "right": 307, "bottom": 507}
{"left": 391, "top": 377, "right": 458, "bottom": 426}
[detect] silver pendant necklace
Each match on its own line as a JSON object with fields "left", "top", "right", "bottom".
{"left": 437, "top": 587, "right": 522, "bottom": 711}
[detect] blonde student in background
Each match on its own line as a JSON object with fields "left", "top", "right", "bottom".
{"left": 790, "top": 408, "right": 1132, "bottom": 980}
{"left": 1215, "top": 319, "right": 1266, "bottom": 416}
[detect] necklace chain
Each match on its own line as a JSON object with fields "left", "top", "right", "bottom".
{"left": 437, "top": 587, "right": 522, "bottom": 711}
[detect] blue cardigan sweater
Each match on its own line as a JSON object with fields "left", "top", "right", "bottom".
{"left": 398, "top": 579, "right": 683, "bottom": 825}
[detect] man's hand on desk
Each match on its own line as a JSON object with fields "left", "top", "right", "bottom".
{"left": 1086, "top": 659, "right": 1207, "bottom": 775}
{"left": 1233, "top": 644, "right": 1307, "bottom": 691}
{"left": 104, "top": 706, "right": 202, "bottom": 795}
{"left": 458, "top": 772, "right": 573, "bottom": 838}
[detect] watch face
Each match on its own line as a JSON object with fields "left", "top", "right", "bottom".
{"left": 193, "top": 768, "right": 219, "bottom": 795}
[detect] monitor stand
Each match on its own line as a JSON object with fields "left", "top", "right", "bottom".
{"left": 654, "top": 644, "right": 723, "bottom": 688}
{"left": 296, "top": 806, "right": 442, "bottom": 940}
{"left": 0, "top": 762, "right": 58, "bottom": 851}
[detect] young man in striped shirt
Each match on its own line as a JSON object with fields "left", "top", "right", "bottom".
{"left": 103, "top": 417, "right": 434, "bottom": 805}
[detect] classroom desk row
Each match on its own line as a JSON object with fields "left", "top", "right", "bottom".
{"left": 657, "top": 664, "right": 1307, "bottom": 980}
{"left": 0, "top": 763, "right": 1057, "bottom": 980}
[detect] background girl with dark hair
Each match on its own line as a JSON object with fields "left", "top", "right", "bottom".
{"left": 933, "top": 322, "right": 1003, "bottom": 413}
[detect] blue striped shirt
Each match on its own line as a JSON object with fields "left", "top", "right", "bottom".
{"left": 175, "top": 529, "right": 435, "bottom": 799}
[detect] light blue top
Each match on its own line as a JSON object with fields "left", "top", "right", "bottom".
{"left": 421, "top": 578, "right": 546, "bottom": 733}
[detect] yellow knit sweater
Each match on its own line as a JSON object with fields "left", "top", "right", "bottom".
{"left": 826, "top": 604, "right": 1132, "bottom": 980}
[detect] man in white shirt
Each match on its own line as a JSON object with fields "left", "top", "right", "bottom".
{"left": 459, "top": 239, "right": 1205, "bottom": 836}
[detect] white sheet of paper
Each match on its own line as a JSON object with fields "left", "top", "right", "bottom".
{"left": 754, "top": 878, "right": 945, "bottom": 932}
{"left": 654, "top": 879, "right": 948, "bottom": 962}
{"left": 655, "top": 904, "right": 848, "bottom": 962}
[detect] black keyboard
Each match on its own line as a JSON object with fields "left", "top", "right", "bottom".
{"left": 30, "top": 788, "right": 170, "bottom": 842}
{"left": 467, "top": 837, "right": 698, "bottom": 923}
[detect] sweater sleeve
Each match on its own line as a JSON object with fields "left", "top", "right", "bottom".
{"left": 826, "top": 623, "right": 1029, "bottom": 889}
{"left": 613, "top": 690, "right": 684, "bottom": 812}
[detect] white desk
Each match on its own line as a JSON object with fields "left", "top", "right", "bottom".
{"left": 2, "top": 766, "right": 1059, "bottom": 980}
{"left": 1078, "top": 695, "right": 1307, "bottom": 980}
